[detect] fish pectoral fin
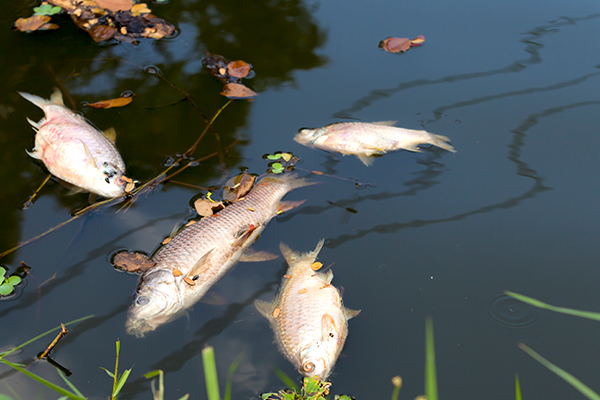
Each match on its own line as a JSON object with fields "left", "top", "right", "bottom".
{"left": 321, "top": 314, "right": 338, "bottom": 341}
{"left": 26, "top": 149, "right": 42, "bottom": 160}
{"left": 357, "top": 155, "right": 375, "bottom": 166}
{"left": 103, "top": 127, "right": 117, "bottom": 143}
{"left": 404, "top": 144, "right": 422, "bottom": 153}
{"left": 78, "top": 139, "right": 98, "bottom": 168}
{"left": 184, "top": 248, "right": 214, "bottom": 280}
{"left": 277, "top": 200, "right": 306, "bottom": 215}
{"left": 254, "top": 299, "right": 274, "bottom": 319}
{"left": 240, "top": 248, "right": 279, "bottom": 262}
{"left": 233, "top": 224, "right": 260, "bottom": 247}
{"left": 372, "top": 120, "right": 397, "bottom": 126}
{"left": 344, "top": 307, "right": 361, "bottom": 320}
{"left": 316, "top": 269, "right": 333, "bottom": 284}
{"left": 26, "top": 117, "right": 41, "bottom": 131}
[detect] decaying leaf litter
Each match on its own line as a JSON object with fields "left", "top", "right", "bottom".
{"left": 14, "top": 0, "right": 176, "bottom": 42}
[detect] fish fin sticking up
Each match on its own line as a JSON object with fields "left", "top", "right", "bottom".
{"left": 277, "top": 200, "right": 306, "bottom": 215}
{"left": 316, "top": 269, "right": 333, "bottom": 284}
{"left": 254, "top": 299, "right": 274, "bottom": 320}
{"left": 321, "top": 313, "right": 338, "bottom": 342}
{"left": 280, "top": 239, "right": 325, "bottom": 266}
{"left": 103, "top": 127, "right": 117, "bottom": 143}
{"left": 429, "top": 133, "right": 456, "bottom": 153}
{"left": 259, "top": 173, "right": 320, "bottom": 191}
{"left": 18, "top": 88, "right": 64, "bottom": 110}
{"left": 26, "top": 117, "right": 42, "bottom": 131}
{"left": 50, "top": 87, "right": 64, "bottom": 105}
{"left": 372, "top": 120, "right": 397, "bottom": 126}
{"left": 26, "top": 149, "right": 42, "bottom": 160}
{"left": 240, "top": 248, "right": 279, "bottom": 262}
{"left": 357, "top": 155, "right": 375, "bottom": 166}
{"left": 344, "top": 307, "right": 361, "bottom": 320}
{"left": 184, "top": 249, "right": 214, "bottom": 280}
{"left": 78, "top": 139, "right": 99, "bottom": 168}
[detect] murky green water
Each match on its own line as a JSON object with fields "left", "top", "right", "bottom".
{"left": 2, "top": 0, "right": 600, "bottom": 398}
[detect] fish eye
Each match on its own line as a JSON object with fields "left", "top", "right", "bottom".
{"left": 136, "top": 296, "right": 149, "bottom": 306}
{"left": 302, "top": 361, "right": 315, "bottom": 373}
{"left": 105, "top": 177, "right": 110, "bottom": 184}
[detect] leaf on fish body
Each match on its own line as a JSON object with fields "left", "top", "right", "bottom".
{"left": 85, "top": 95, "right": 133, "bottom": 109}
{"left": 220, "top": 83, "right": 257, "bottom": 100}
{"left": 113, "top": 251, "right": 155, "bottom": 273}
{"left": 194, "top": 198, "right": 224, "bottom": 217}
{"left": 227, "top": 60, "right": 252, "bottom": 78}
{"left": 222, "top": 171, "right": 256, "bottom": 202}
{"left": 95, "top": 0, "right": 133, "bottom": 12}
{"left": 14, "top": 15, "right": 51, "bottom": 32}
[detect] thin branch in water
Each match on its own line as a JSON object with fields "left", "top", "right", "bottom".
{"left": 23, "top": 174, "right": 52, "bottom": 209}
{"left": 167, "top": 180, "right": 211, "bottom": 191}
{"left": 38, "top": 323, "right": 68, "bottom": 359}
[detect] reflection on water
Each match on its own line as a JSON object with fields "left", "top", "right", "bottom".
{"left": 488, "top": 292, "right": 539, "bottom": 329}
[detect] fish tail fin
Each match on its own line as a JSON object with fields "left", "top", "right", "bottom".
{"left": 280, "top": 239, "right": 325, "bottom": 266}
{"left": 18, "top": 88, "right": 64, "bottom": 109}
{"left": 258, "top": 172, "right": 321, "bottom": 190}
{"left": 430, "top": 133, "right": 456, "bottom": 153}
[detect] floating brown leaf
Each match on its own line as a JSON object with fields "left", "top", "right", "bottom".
{"left": 203, "top": 53, "right": 230, "bottom": 83}
{"left": 86, "top": 96, "right": 133, "bottom": 109}
{"left": 89, "top": 24, "right": 117, "bottom": 42}
{"left": 227, "top": 60, "right": 251, "bottom": 79}
{"left": 95, "top": 0, "right": 133, "bottom": 12}
{"left": 194, "top": 198, "right": 225, "bottom": 217}
{"left": 113, "top": 251, "right": 155, "bottom": 273}
{"left": 220, "top": 83, "right": 257, "bottom": 100}
{"left": 130, "top": 3, "right": 151, "bottom": 15}
{"left": 15, "top": 15, "right": 51, "bottom": 32}
{"left": 411, "top": 35, "right": 426, "bottom": 46}
{"left": 38, "top": 22, "right": 60, "bottom": 30}
{"left": 380, "top": 37, "right": 411, "bottom": 53}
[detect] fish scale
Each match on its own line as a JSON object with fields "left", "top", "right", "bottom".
{"left": 126, "top": 174, "right": 313, "bottom": 337}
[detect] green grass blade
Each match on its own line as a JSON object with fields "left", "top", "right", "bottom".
{"left": 58, "top": 370, "right": 85, "bottom": 398}
{"left": 100, "top": 367, "right": 115, "bottom": 378}
{"left": 519, "top": 343, "right": 600, "bottom": 400}
{"left": 273, "top": 367, "right": 299, "bottom": 393}
{"left": 515, "top": 373, "right": 522, "bottom": 400}
{"left": 391, "top": 376, "right": 402, "bottom": 400}
{"left": 114, "top": 369, "right": 132, "bottom": 396}
{"left": 176, "top": 395, "right": 190, "bottom": 400}
{"left": 202, "top": 346, "right": 221, "bottom": 400}
{"left": 4, "top": 383, "right": 22, "bottom": 400}
{"left": 425, "top": 318, "right": 438, "bottom": 400}
{"left": 143, "top": 370, "right": 164, "bottom": 400}
{"left": 0, "top": 315, "right": 94, "bottom": 359}
{"left": 0, "top": 360, "right": 84, "bottom": 400}
{"left": 0, "top": 395, "right": 14, "bottom": 400}
{"left": 224, "top": 354, "right": 243, "bottom": 400}
{"left": 506, "top": 292, "right": 600, "bottom": 321}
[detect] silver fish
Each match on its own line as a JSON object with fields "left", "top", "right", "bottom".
{"left": 19, "top": 88, "right": 128, "bottom": 197}
{"left": 255, "top": 240, "right": 360, "bottom": 379}
{"left": 294, "top": 121, "right": 456, "bottom": 166}
{"left": 126, "top": 174, "right": 314, "bottom": 337}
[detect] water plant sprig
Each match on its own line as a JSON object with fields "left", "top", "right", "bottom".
{"left": 0, "top": 268, "right": 21, "bottom": 296}
{"left": 100, "top": 339, "right": 132, "bottom": 400}
{"left": 33, "top": 4, "right": 61, "bottom": 16}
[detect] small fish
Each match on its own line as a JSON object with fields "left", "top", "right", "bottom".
{"left": 19, "top": 88, "right": 129, "bottom": 197}
{"left": 126, "top": 173, "right": 315, "bottom": 337}
{"left": 255, "top": 240, "right": 360, "bottom": 379}
{"left": 294, "top": 121, "right": 456, "bottom": 166}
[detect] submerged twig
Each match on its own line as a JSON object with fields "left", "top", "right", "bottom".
{"left": 38, "top": 323, "right": 68, "bottom": 359}
{"left": 23, "top": 174, "right": 52, "bottom": 209}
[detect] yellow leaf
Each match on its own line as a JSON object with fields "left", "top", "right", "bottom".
{"left": 15, "top": 15, "right": 51, "bottom": 32}
{"left": 281, "top": 153, "right": 292, "bottom": 162}
{"left": 86, "top": 96, "right": 133, "bottom": 109}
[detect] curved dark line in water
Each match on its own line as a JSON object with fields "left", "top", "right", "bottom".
{"left": 120, "top": 272, "right": 283, "bottom": 398}
{"left": 0, "top": 210, "right": 189, "bottom": 320}
{"left": 332, "top": 13, "right": 600, "bottom": 119}
{"left": 325, "top": 101, "right": 600, "bottom": 249}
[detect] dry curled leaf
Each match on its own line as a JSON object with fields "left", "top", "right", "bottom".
{"left": 222, "top": 171, "right": 256, "bottom": 202}
{"left": 86, "top": 96, "right": 133, "bottom": 109}
{"left": 221, "top": 83, "right": 257, "bottom": 100}
{"left": 380, "top": 37, "right": 411, "bottom": 53}
{"left": 95, "top": 0, "right": 133, "bottom": 12}
{"left": 227, "top": 60, "right": 251, "bottom": 79}
{"left": 130, "top": 3, "right": 151, "bottom": 15}
{"left": 411, "top": 35, "right": 426, "bottom": 46}
{"left": 89, "top": 24, "right": 117, "bottom": 42}
{"left": 38, "top": 22, "right": 60, "bottom": 30}
{"left": 194, "top": 198, "right": 225, "bottom": 217}
{"left": 15, "top": 15, "right": 51, "bottom": 32}
{"left": 113, "top": 251, "right": 155, "bottom": 273}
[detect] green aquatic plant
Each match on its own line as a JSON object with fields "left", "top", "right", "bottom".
{"left": 33, "top": 4, "right": 61, "bottom": 15}
{"left": 262, "top": 376, "right": 333, "bottom": 400}
{"left": 425, "top": 317, "right": 438, "bottom": 400}
{"left": 505, "top": 291, "right": 600, "bottom": 321}
{"left": 100, "top": 339, "right": 132, "bottom": 400}
{"left": 515, "top": 374, "right": 522, "bottom": 400}
{"left": 0, "top": 268, "right": 21, "bottom": 296}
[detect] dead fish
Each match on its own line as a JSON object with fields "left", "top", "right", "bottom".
{"left": 126, "top": 173, "right": 315, "bottom": 337}
{"left": 19, "top": 88, "right": 129, "bottom": 197}
{"left": 255, "top": 240, "right": 360, "bottom": 379}
{"left": 294, "top": 121, "right": 456, "bottom": 166}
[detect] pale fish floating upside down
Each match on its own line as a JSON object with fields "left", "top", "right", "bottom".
{"left": 294, "top": 121, "right": 456, "bottom": 166}
{"left": 255, "top": 240, "right": 360, "bottom": 380}
{"left": 19, "top": 88, "right": 129, "bottom": 197}
{"left": 126, "top": 173, "right": 315, "bottom": 337}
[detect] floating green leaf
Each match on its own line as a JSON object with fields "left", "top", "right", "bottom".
{"left": 271, "top": 163, "right": 284, "bottom": 174}
{"left": 267, "top": 153, "right": 282, "bottom": 160}
{"left": 33, "top": 4, "right": 62, "bottom": 15}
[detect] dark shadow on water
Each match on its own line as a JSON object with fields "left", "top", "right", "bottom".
{"left": 332, "top": 14, "right": 600, "bottom": 119}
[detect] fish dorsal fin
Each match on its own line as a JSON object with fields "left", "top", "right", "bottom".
{"left": 240, "top": 248, "right": 279, "bottom": 262}
{"left": 344, "top": 307, "right": 361, "bottom": 320}
{"left": 184, "top": 249, "right": 214, "bottom": 280}
{"left": 50, "top": 87, "right": 64, "bottom": 105}
{"left": 78, "top": 139, "right": 98, "bottom": 168}
{"left": 254, "top": 299, "right": 274, "bottom": 319}
{"left": 316, "top": 269, "right": 333, "bottom": 283}
{"left": 321, "top": 313, "right": 338, "bottom": 342}
{"left": 280, "top": 239, "right": 325, "bottom": 265}
{"left": 372, "top": 120, "right": 397, "bottom": 126}
{"left": 103, "top": 127, "right": 117, "bottom": 143}
{"left": 277, "top": 200, "right": 306, "bottom": 215}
